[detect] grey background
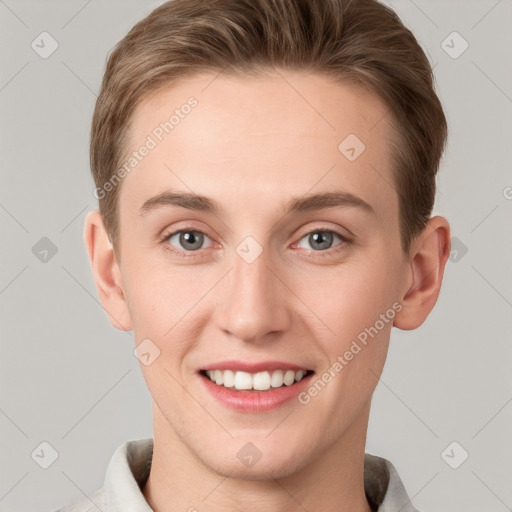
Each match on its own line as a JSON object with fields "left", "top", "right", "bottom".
{"left": 0, "top": 0, "right": 511, "bottom": 511}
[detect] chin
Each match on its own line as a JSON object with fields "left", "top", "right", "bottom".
{"left": 207, "top": 459, "right": 304, "bottom": 481}
{"left": 200, "top": 443, "right": 309, "bottom": 481}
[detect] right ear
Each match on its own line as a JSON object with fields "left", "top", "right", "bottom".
{"left": 83, "top": 210, "right": 132, "bottom": 331}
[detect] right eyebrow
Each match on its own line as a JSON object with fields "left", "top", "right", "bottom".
{"left": 139, "top": 191, "right": 220, "bottom": 217}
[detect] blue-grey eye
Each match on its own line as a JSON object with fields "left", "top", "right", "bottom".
{"left": 297, "top": 231, "right": 343, "bottom": 251}
{"left": 168, "top": 230, "right": 212, "bottom": 251}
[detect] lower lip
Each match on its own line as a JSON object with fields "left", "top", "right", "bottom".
{"left": 199, "top": 372, "right": 314, "bottom": 412}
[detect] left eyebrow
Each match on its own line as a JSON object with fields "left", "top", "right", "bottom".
{"left": 286, "top": 190, "right": 375, "bottom": 216}
{"left": 139, "top": 189, "right": 375, "bottom": 217}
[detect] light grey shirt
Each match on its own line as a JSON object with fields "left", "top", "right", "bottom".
{"left": 53, "top": 438, "right": 420, "bottom": 512}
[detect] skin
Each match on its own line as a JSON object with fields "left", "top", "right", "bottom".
{"left": 84, "top": 70, "right": 450, "bottom": 512}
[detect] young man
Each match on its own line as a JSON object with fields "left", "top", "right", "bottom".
{"left": 55, "top": 0, "right": 450, "bottom": 510}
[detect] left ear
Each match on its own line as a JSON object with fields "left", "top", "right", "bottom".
{"left": 394, "top": 216, "right": 451, "bottom": 330}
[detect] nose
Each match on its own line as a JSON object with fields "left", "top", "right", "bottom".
{"left": 215, "top": 242, "right": 292, "bottom": 344}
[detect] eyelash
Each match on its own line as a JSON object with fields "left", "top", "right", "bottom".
{"left": 159, "top": 226, "right": 352, "bottom": 260}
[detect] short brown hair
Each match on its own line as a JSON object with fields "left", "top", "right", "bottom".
{"left": 91, "top": 0, "right": 447, "bottom": 258}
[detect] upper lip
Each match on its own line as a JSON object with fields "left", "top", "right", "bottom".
{"left": 200, "top": 360, "right": 312, "bottom": 373}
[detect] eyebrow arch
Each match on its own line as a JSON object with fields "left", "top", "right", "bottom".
{"left": 139, "top": 189, "right": 375, "bottom": 217}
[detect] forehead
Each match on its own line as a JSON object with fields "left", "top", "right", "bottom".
{"left": 120, "top": 70, "right": 397, "bottom": 222}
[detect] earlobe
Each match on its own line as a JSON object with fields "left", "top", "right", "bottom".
{"left": 393, "top": 216, "right": 451, "bottom": 331}
{"left": 83, "top": 210, "right": 133, "bottom": 331}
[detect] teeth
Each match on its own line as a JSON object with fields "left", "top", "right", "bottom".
{"left": 234, "top": 371, "right": 253, "bottom": 390}
{"left": 271, "top": 370, "right": 283, "bottom": 388}
{"left": 223, "top": 369, "right": 235, "bottom": 388}
{"left": 204, "top": 369, "right": 309, "bottom": 390}
{"left": 253, "top": 371, "right": 271, "bottom": 391}
{"left": 283, "top": 370, "right": 295, "bottom": 386}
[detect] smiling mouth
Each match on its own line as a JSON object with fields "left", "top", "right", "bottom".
{"left": 200, "top": 369, "right": 315, "bottom": 391}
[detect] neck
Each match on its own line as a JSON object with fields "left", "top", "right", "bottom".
{"left": 143, "top": 402, "right": 373, "bottom": 512}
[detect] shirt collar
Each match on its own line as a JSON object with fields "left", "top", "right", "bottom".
{"left": 83, "top": 438, "right": 420, "bottom": 512}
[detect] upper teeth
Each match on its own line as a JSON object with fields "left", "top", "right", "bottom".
{"left": 205, "top": 369, "right": 307, "bottom": 391}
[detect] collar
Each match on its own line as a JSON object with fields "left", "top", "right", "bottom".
{"left": 56, "top": 438, "right": 419, "bottom": 512}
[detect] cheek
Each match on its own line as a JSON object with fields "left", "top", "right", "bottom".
{"left": 124, "top": 267, "right": 205, "bottom": 400}
{"left": 294, "top": 253, "right": 400, "bottom": 342}
{"left": 122, "top": 261, "right": 214, "bottom": 355}
{"left": 300, "top": 261, "right": 397, "bottom": 422}
{"left": 123, "top": 258, "right": 189, "bottom": 323}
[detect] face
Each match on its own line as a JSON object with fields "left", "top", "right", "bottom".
{"left": 115, "top": 71, "right": 410, "bottom": 478}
